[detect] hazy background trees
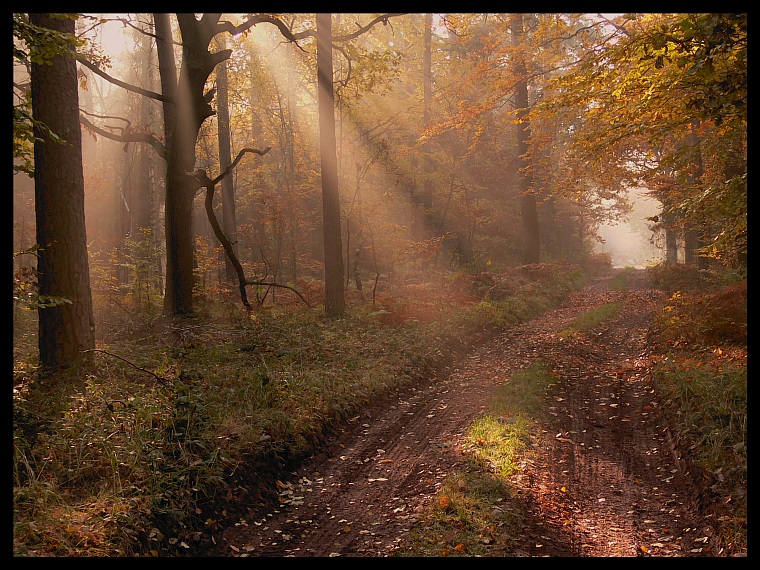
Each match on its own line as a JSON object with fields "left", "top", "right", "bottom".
{"left": 13, "top": 13, "right": 746, "bottom": 337}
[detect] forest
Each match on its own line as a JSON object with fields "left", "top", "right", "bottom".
{"left": 13, "top": 13, "right": 746, "bottom": 557}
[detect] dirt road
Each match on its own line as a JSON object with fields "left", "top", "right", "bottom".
{"left": 209, "top": 270, "right": 718, "bottom": 557}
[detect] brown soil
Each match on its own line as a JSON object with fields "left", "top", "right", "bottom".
{"left": 206, "top": 269, "right": 720, "bottom": 557}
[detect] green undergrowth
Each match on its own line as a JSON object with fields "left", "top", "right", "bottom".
{"left": 608, "top": 266, "right": 634, "bottom": 291}
{"left": 398, "top": 263, "right": 747, "bottom": 557}
{"left": 646, "top": 265, "right": 747, "bottom": 556}
{"left": 397, "top": 360, "right": 556, "bottom": 557}
{"left": 13, "top": 262, "right": 594, "bottom": 557}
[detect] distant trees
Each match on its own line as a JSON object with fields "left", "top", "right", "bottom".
{"left": 28, "top": 13, "right": 95, "bottom": 368}
{"left": 534, "top": 13, "right": 746, "bottom": 270}
{"left": 14, "top": 12, "right": 746, "bottom": 356}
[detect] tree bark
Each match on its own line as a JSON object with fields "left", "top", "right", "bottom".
{"left": 684, "top": 120, "right": 706, "bottom": 268}
{"left": 317, "top": 13, "right": 345, "bottom": 318}
{"left": 30, "top": 12, "right": 95, "bottom": 368}
{"left": 154, "top": 13, "right": 177, "bottom": 148}
{"left": 215, "top": 34, "right": 238, "bottom": 283}
{"left": 160, "top": 13, "right": 229, "bottom": 315}
{"left": 422, "top": 13, "right": 434, "bottom": 231}
{"left": 511, "top": 14, "right": 540, "bottom": 264}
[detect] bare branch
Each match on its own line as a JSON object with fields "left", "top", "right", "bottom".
{"left": 216, "top": 14, "right": 315, "bottom": 51}
{"left": 195, "top": 146, "right": 312, "bottom": 309}
{"left": 79, "top": 113, "right": 168, "bottom": 160}
{"left": 82, "top": 349, "right": 170, "bottom": 387}
{"left": 216, "top": 13, "right": 408, "bottom": 51}
{"left": 211, "top": 146, "right": 271, "bottom": 186}
{"left": 333, "top": 13, "right": 408, "bottom": 41}
{"left": 76, "top": 55, "right": 172, "bottom": 103}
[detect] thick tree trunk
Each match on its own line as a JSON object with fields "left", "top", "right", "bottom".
{"left": 154, "top": 14, "right": 177, "bottom": 148}
{"left": 511, "top": 14, "right": 540, "bottom": 264}
{"left": 160, "top": 14, "right": 227, "bottom": 315}
{"left": 30, "top": 12, "right": 95, "bottom": 368}
{"left": 317, "top": 13, "right": 345, "bottom": 318}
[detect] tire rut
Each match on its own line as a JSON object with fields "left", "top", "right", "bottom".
{"left": 209, "top": 270, "right": 718, "bottom": 557}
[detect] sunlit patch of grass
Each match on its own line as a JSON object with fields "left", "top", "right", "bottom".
{"left": 400, "top": 463, "right": 523, "bottom": 557}
{"left": 558, "top": 301, "right": 622, "bottom": 340}
{"left": 398, "top": 361, "right": 555, "bottom": 557}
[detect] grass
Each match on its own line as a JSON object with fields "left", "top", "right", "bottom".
{"left": 646, "top": 267, "right": 747, "bottom": 555}
{"left": 608, "top": 266, "right": 634, "bottom": 291}
{"left": 398, "top": 360, "right": 557, "bottom": 557}
{"left": 14, "top": 260, "right": 746, "bottom": 557}
{"left": 13, "top": 262, "right": 592, "bottom": 557}
{"left": 398, "top": 263, "right": 747, "bottom": 557}
{"left": 557, "top": 301, "right": 622, "bottom": 340}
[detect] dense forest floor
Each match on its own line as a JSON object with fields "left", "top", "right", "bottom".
{"left": 203, "top": 269, "right": 744, "bottom": 557}
{"left": 13, "top": 263, "right": 746, "bottom": 557}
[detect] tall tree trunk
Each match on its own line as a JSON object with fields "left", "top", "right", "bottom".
{"left": 160, "top": 14, "right": 228, "bottom": 316}
{"left": 684, "top": 120, "right": 705, "bottom": 268}
{"left": 422, "top": 13, "right": 434, "bottom": 231}
{"left": 153, "top": 13, "right": 177, "bottom": 298}
{"left": 154, "top": 14, "right": 177, "bottom": 149}
{"left": 665, "top": 224, "right": 678, "bottom": 265}
{"left": 317, "top": 13, "right": 345, "bottom": 318}
{"left": 134, "top": 33, "right": 155, "bottom": 235}
{"left": 30, "top": 12, "right": 95, "bottom": 368}
{"left": 215, "top": 34, "right": 238, "bottom": 283}
{"left": 511, "top": 14, "right": 540, "bottom": 264}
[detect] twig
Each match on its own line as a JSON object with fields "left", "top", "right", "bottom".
{"left": 82, "top": 349, "right": 170, "bottom": 387}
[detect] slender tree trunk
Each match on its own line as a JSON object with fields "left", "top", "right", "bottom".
{"left": 317, "top": 13, "right": 345, "bottom": 318}
{"left": 30, "top": 12, "right": 95, "bottom": 368}
{"left": 153, "top": 13, "right": 176, "bottom": 298}
{"left": 422, "top": 13, "right": 434, "bottom": 231}
{"left": 665, "top": 224, "right": 678, "bottom": 265}
{"left": 511, "top": 14, "right": 540, "bottom": 264}
{"left": 215, "top": 34, "right": 238, "bottom": 283}
{"left": 684, "top": 120, "right": 705, "bottom": 268}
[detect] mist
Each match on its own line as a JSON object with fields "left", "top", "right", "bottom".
{"left": 594, "top": 188, "right": 662, "bottom": 269}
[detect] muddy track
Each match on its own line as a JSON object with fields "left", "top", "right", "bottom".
{"left": 207, "top": 270, "right": 718, "bottom": 557}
